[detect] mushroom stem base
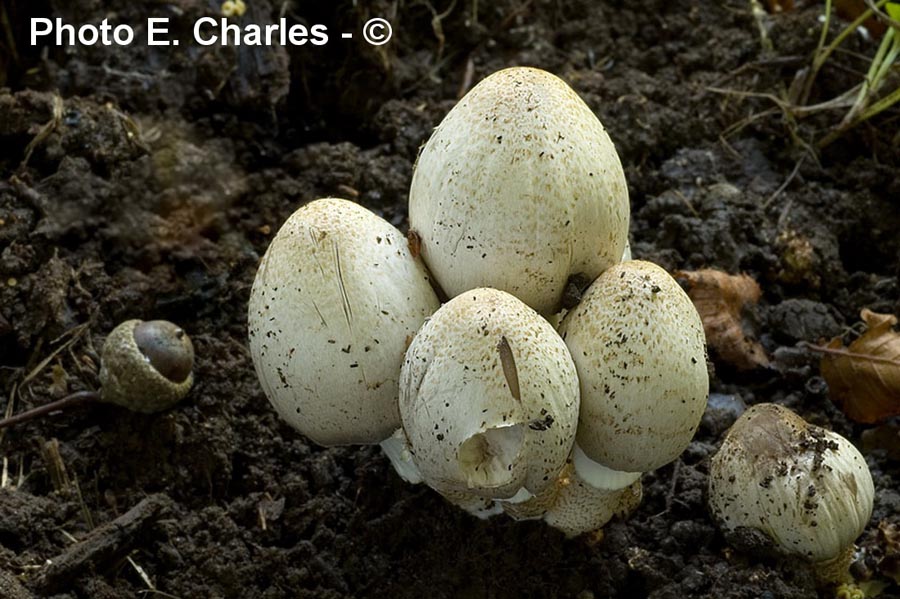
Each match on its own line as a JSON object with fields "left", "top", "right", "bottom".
{"left": 814, "top": 544, "right": 855, "bottom": 587}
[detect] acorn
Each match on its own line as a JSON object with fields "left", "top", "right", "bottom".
{"left": 99, "top": 319, "right": 194, "bottom": 412}
{"left": 0, "top": 319, "right": 194, "bottom": 429}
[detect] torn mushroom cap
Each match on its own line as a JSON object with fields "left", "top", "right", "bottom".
{"left": 248, "top": 198, "right": 441, "bottom": 446}
{"left": 380, "top": 428, "right": 423, "bottom": 485}
{"left": 409, "top": 66, "right": 629, "bottom": 315}
{"left": 708, "top": 403, "right": 874, "bottom": 565}
{"left": 559, "top": 260, "right": 709, "bottom": 473}
{"left": 399, "top": 288, "right": 580, "bottom": 500}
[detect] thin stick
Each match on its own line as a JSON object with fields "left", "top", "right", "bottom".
{"left": 800, "top": 341, "right": 900, "bottom": 366}
{"left": 0, "top": 391, "right": 100, "bottom": 431}
{"left": 764, "top": 154, "right": 806, "bottom": 209}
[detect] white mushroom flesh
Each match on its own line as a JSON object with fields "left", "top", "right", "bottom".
{"left": 380, "top": 428, "right": 424, "bottom": 484}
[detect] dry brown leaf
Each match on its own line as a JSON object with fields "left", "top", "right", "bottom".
{"left": 675, "top": 269, "right": 770, "bottom": 371}
{"left": 764, "top": 0, "right": 794, "bottom": 13}
{"left": 818, "top": 309, "right": 900, "bottom": 423}
{"left": 877, "top": 520, "right": 900, "bottom": 584}
{"left": 861, "top": 423, "right": 900, "bottom": 460}
{"left": 835, "top": 0, "right": 887, "bottom": 37}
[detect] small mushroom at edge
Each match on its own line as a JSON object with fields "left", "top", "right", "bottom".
{"left": 708, "top": 403, "right": 874, "bottom": 585}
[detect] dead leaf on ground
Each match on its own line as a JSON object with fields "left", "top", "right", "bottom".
{"left": 877, "top": 520, "right": 900, "bottom": 584}
{"left": 835, "top": 0, "right": 887, "bottom": 37}
{"left": 861, "top": 423, "right": 900, "bottom": 460}
{"left": 764, "top": 0, "right": 794, "bottom": 13}
{"left": 675, "top": 269, "right": 770, "bottom": 371}
{"left": 815, "top": 309, "right": 900, "bottom": 424}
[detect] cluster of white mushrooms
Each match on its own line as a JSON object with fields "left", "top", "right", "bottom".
{"left": 248, "top": 67, "right": 708, "bottom": 536}
{"left": 247, "top": 66, "right": 875, "bottom": 568}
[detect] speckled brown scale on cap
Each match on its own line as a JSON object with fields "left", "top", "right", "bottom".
{"left": 559, "top": 260, "right": 709, "bottom": 473}
{"left": 399, "top": 288, "right": 580, "bottom": 502}
{"left": 409, "top": 66, "right": 630, "bottom": 315}
{"left": 708, "top": 403, "right": 874, "bottom": 570}
{"left": 247, "top": 198, "right": 441, "bottom": 447}
{"left": 501, "top": 476, "right": 561, "bottom": 520}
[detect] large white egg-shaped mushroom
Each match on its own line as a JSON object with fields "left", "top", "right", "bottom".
{"left": 559, "top": 260, "right": 708, "bottom": 472}
{"left": 248, "top": 198, "right": 441, "bottom": 446}
{"left": 409, "top": 66, "right": 630, "bottom": 315}
{"left": 399, "top": 288, "right": 579, "bottom": 500}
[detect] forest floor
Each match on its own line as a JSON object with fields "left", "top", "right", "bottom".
{"left": 1, "top": 0, "right": 899, "bottom": 597}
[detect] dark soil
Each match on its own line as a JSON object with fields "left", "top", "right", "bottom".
{"left": 1, "top": 0, "right": 899, "bottom": 597}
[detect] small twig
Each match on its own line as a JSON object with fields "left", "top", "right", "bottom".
{"left": 749, "top": 0, "right": 774, "bottom": 52}
{"left": 72, "top": 474, "right": 95, "bottom": 530}
{"left": 672, "top": 190, "right": 700, "bottom": 218}
{"left": 497, "top": 0, "right": 534, "bottom": 31}
{"left": 36, "top": 494, "right": 173, "bottom": 594}
{"left": 137, "top": 590, "right": 183, "bottom": 599}
{"left": 665, "top": 459, "right": 682, "bottom": 513}
{"left": 20, "top": 323, "right": 90, "bottom": 389}
{"left": 0, "top": 391, "right": 100, "bottom": 431}
{"left": 0, "top": 381, "right": 18, "bottom": 444}
{"left": 863, "top": 0, "right": 900, "bottom": 32}
{"left": 21, "top": 95, "right": 64, "bottom": 169}
{"left": 127, "top": 555, "right": 155, "bottom": 590}
{"left": 41, "top": 438, "right": 70, "bottom": 494}
{"left": 457, "top": 55, "right": 475, "bottom": 99}
{"left": 800, "top": 341, "right": 900, "bottom": 366}
{"left": 764, "top": 154, "right": 806, "bottom": 209}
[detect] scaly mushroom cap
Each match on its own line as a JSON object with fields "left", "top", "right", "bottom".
{"left": 543, "top": 463, "right": 642, "bottom": 538}
{"left": 409, "top": 66, "right": 630, "bottom": 315}
{"left": 708, "top": 403, "right": 874, "bottom": 564}
{"left": 399, "top": 288, "right": 580, "bottom": 499}
{"left": 559, "top": 260, "right": 709, "bottom": 472}
{"left": 248, "top": 198, "right": 441, "bottom": 446}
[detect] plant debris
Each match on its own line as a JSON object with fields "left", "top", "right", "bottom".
{"left": 675, "top": 269, "right": 769, "bottom": 371}
{"left": 814, "top": 309, "right": 900, "bottom": 423}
